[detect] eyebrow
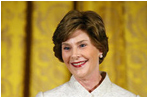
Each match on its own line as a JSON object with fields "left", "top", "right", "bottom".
{"left": 62, "top": 40, "right": 88, "bottom": 46}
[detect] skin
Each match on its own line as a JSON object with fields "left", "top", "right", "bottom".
{"left": 62, "top": 29, "right": 103, "bottom": 92}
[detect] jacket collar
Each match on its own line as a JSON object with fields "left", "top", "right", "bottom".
{"left": 68, "top": 71, "right": 112, "bottom": 97}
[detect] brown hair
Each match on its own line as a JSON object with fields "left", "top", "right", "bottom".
{"left": 52, "top": 10, "right": 109, "bottom": 64}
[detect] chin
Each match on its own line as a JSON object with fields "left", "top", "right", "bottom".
{"left": 72, "top": 71, "right": 88, "bottom": 78}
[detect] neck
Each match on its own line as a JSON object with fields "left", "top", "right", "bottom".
{"left": 74, "top": 70, "right": 102, "bottom": 93}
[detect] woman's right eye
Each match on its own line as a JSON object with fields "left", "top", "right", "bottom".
{"left": 63, "top": 47, "right": 70, "bottom": 50}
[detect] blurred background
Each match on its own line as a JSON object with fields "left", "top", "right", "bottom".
{"left": 1, "top": 1, "right": 147, "bottom": 97}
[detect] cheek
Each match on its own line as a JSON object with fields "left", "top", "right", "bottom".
{"left": 86, "top": 48, "right": 99, "bottom": 61}
{"left": 62, "top": 51, "right": 70, "bottom": 63}
{"left": 83, "top": 46, "right": 98, "bottom": 56}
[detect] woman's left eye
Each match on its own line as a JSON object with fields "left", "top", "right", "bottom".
{"left": 80, "top": 44, "right": 86, "bottom": 48}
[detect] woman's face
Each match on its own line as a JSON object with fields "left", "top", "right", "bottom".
{"left": 62, "top": 29, "right": 102, "bottom": 78}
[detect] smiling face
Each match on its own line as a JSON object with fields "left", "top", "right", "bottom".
{"left": 62, "top": 29, "right": 102, "bottom": 79}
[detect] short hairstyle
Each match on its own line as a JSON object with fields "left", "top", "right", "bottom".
{"left": 52, "top": 10, "right": 109, "bottom": 64}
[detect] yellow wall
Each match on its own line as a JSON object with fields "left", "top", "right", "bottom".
{"left": 1, "top": 1, "right": 147, "bottom": 97}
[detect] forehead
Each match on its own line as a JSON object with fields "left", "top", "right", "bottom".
{"left": 63, "top": 29, "right": 90, "bottom": 43}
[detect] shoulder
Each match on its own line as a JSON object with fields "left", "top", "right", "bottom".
{"left": 36, "top": 82, "right": 71, "bottom": 97}
{"left": 100, "top": 72, "right": 138, "bottom": 97}
{"left": 109, "top": 83, "right": 137, "bottom": 97}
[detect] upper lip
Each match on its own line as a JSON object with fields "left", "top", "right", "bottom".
{"left": 71, "top": 60, "right": 88, "bottom": 64}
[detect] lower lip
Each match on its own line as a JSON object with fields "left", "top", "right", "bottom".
{"left": 71, "top": 61, "right": 87, "bottom": 68}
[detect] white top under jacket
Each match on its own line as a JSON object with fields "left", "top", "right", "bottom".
{"left": 36, "top": 72, "right": 139, "bottom": 97}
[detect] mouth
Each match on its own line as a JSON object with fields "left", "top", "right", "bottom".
{"left": 71, "top": 60, "right": 88, "bottom": 68}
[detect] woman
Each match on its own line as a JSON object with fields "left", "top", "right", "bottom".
{"left": 36, "top": 10, "right": 138, "bottom": 97}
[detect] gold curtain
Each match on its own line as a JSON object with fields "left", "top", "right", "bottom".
{"left": 1, "top": 1, "right": 27, "bottom": 97}
{"left": 1, "top": 1, "right": 147, "bottom": 97}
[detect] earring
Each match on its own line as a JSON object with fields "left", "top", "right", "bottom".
{"left": 100, "top": 54, "right": 103, "bottom": 58}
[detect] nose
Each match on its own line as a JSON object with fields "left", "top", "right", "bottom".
{"left": 71, "top": 48, "right": 80, "bottom": 60}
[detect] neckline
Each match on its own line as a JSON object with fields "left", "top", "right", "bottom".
{"left": 68, "top": 71, "right": 112, "bottom": 96}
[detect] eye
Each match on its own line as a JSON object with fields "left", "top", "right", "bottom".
{"left": 80, "top": 44, "right": 86, "bottom": 48}
{"left": 63, "top": 47, "right": 70, "bottom": 50}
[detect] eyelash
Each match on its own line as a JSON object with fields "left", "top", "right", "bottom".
{"left": 63, "top": 47, "right": 70, "bottom": 50}
{"left": 63, "top": 44, "right": 87, "bottom": 51}
{"left": 79, "top": 44, "right": 87, "bottom": 48}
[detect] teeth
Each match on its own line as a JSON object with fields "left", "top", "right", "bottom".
{"left": 73, "top": 62, "right": 85, "bottom": 66}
